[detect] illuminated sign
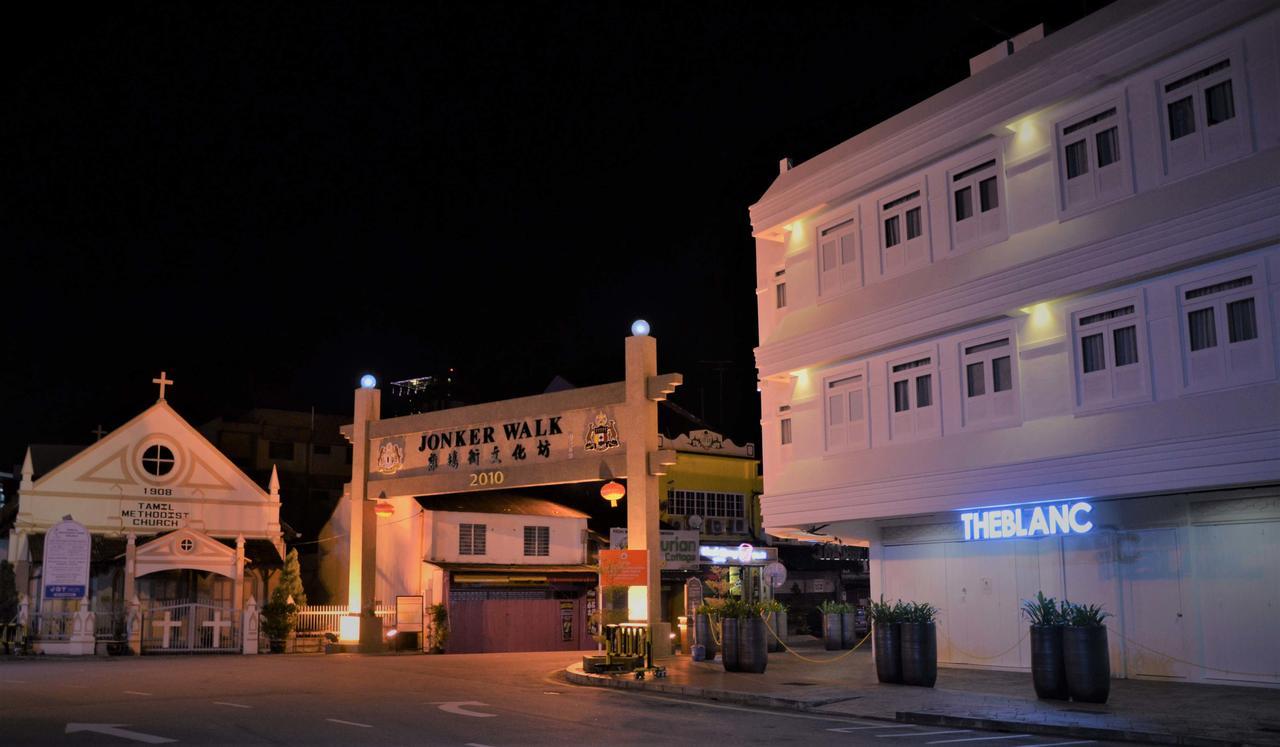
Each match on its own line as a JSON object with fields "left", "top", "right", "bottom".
{"left": 698, "top": 544, "right": 778, "bottom": 565}
{"left": 960, "top": 501, "right": 1094, "bottom": 541}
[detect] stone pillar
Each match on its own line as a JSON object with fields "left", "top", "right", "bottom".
{"left": 123, "top": 533, "right": 137, "bottom": 605}
{"left": 126, "top": 595, "right": 141, "bottom": 655}
{"left": 70, "top": 608, "right": 95, "bottom": 656}
{"left": 347, "top": 384, "right": 381, "bottom": 650}
{"left": 234, "top": 535, "right": 245, "bottom": 612}
{"left": 242, "top": 596, "right": 259, "bottom": 655}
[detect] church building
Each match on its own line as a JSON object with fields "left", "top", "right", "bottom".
{"left": 3, "top": 373, "right": 285, "bottom": 654}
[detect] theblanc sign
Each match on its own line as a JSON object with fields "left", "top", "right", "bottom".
{"left": 961, "top": 501, "right": 1094, "bottom": 541}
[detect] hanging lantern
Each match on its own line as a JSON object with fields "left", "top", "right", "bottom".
{"left": 600, "top": 481, "right": 625, "bottom": 507}
{"left": 374, "top": 501, "right": 395, "bottom": 518}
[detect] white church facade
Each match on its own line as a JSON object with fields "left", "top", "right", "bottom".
{"left": 752, "top": 1, "right": 1280, "bottom": 686}
{"left": 4, "top": 374, "right": 285, "bottom": 654}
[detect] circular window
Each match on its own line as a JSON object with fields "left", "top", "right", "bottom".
{"left": 179, "top": 538, "right": 195, "bottom": 553}
{"left": 141, "top": 444, "right": 176, "bottom": 477}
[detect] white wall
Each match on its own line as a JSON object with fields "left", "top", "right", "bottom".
{"left": 426, "top": 510, "right": 586, "bottom": 565}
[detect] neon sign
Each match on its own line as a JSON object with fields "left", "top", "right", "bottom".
{"left": 961, "top": 501, "right": 1094, "bottom": 541}
{"left": 698, "top": 544, "right": 777, "bottom": 565}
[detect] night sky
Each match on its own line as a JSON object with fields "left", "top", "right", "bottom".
{"left": 3, "top": 2, "right": 1110, "bottom": 468}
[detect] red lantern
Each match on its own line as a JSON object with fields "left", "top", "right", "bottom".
{"left": 374, "top": 501, "right": 395, "bottom": 518}
{"left": 600, "top": 481, "right": 625, "bottom": 507}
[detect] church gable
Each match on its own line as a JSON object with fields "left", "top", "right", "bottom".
{"left": 135, "top": 527, "right": 238, "bottom": 578}
{"left": 34, "top": 400, "right": 268, "bottom": 503}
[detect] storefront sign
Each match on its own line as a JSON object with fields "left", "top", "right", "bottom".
{"left": 698, "top": 543, "right": 777, "bottom": 566}
{"left": 42, "top": 518, "right": 91, "bottom": 599}
{"left": 961, "top": 501, "right": 1094, "bottom": 541}
{"left": 120, "top": 501, "right": 193, "bottom": 529}
{"left": 609, "top": 528, "right": 699, "bottom": 570}
{"left": 599, "top": 549, "right": 649, "bottom": 586}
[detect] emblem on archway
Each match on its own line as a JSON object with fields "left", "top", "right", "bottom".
{"left": 376, "top": 439, "right": 405, "bottom": 474}
{"left": 584, "top": 411, "right": 619, "bottom": 452}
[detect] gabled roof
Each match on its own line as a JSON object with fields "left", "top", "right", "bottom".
{"left": 415, "top": 492, "right": 590, "bottom": 519}
{"left": 28, "top": 444, "right": 87, "bottom": 480}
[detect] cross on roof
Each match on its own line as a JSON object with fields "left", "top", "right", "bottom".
{"left": 152, "top": 371, "right": 174, "bottom": 401}
{"left": 91, "top": 425, "right": 107, "bottom": 441}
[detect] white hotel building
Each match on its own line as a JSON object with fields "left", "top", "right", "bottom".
{"left": 751, "top": 1, "right": 1280, "bottom": 686}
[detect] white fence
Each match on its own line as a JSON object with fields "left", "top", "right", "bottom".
{"left": 294, "top": 604, "right": 395, "bottom": 637}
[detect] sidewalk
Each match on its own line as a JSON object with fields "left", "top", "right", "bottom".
{"left": 564, "top": 639, "right": 1280, "bottom": 746}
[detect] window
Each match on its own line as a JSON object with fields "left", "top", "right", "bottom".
{"left": 779, "top": 417, "right": 792, "bottom": 446}
{"left": 268, "top": 441, "right": 295, "bottom": 460}
{"left": 1057, "top": 104, "right": 1131, "bottom": 213}
{"left": 824, "top": 368, "right": 868, "bottom": 451}
{"left": 774, "top": 269, "right": 787, "bottom": 309}
{"left": 523, "top": 526, "right": 550, "bottom": 557}
{"left": 669, "top": 490, "right": 745, "bottom": 519}
{"left": 1071, "top": 297, "right": 1149, "bottom": 410}
{"left": 887, "top": 353, "right": 939, "bottom": 441}
{"left": 816, "top": 215, "right": 861, "bottom": 296}
{"left": 459, "top": 523, "right": 487, "bottom": 555}
{"left": 1160, "top": 56, "right": 1250, "bottom": 178}
{"left": 878, "top": 188, "right": 929, "bottom": 277}
{"left": 1178, "top": 270, "right": 1272, "bottom": 391}
{"left": 950, "top": 157, "right": 1005, "bottom": 252}
{"left": 140, "top": 444, "right": 176, "bottom": 477}
{"left": 961, "top": 335, "right": 1019, "bottom": 428}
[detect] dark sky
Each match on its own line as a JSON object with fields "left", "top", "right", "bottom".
{"left": 2, "top": 2, "right": 1110, "bottom": 467}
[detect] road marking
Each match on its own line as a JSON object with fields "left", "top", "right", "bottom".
{"left": 326, "top": 718, "right": 373, "bottom": 728}
{"left": 465, "top": 744, "right": 498, "bottom": 747}
{"left": 124, "top": 690, "right": 152, "bottom": 696}
{"left": 66, "top": 723, "right": 175, "bottom": 744}
{"left": 928, "top": 735, "right": 1030, "bottom": 744}
{"left": 878, "top": 730, "right": 970, "bottom": 738}
{"left": 429, "top": 700, "right": 497, "bottom": 718}
{"left": 1017, "top": 742, "right": 1095, "bottom": 746}
{"left": 213, "top": 701, "right": 252, "bottom": 709}
{"left": 632, "top": 693, "right": 877, "bottom": 724}
{"left": 829, "top": 725, "right": 918, "bottom": 732}
{"left": 5, "top": 679, "right": 29, "bottom": 684}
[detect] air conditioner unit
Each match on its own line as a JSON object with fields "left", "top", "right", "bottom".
{"left": 670, "top": 517, "right": 684, "bottom": 530}
{"left": 733, "top": 519, "right": 745, "bottom": 533}
{"left": 707, "top": 518, "right": 724, "bottom": 535}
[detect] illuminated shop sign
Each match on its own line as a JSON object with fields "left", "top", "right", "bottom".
{"left": 698, "top": 543, "right": 778, "bottom": 565}
{"left": 960, "top": 501, "right": 1094, "bottom": 541}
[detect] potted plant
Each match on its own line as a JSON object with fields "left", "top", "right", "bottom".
{"left": 1021, "top": 592, "right": 1068, "bottom": 700}
{"left": 761, "top": 599, "right": 786, "bottom": 652}
{"left": 840, "top": 602, "right": 858, "bottom": 650}
{"left": 260, "top": 598, "right": 296, "bottom": 653}
{"left": 719, "top": 598, "right": 745, "bottom": 671}
{"left": 737, "top": 601, "right": 769, "bottom": 673}
{"left": 869, "top": 596, "right": 903, "bottom": 684}
{"left": 427, "top": 603, "right": 449, "bottom": 654}
{"left": 818, "top": 600, "right": 844, "bottom": 651}
{"left": 693, "top": 601, "right": 718, "bottom": 661}
{"left": 1063, "top": 602, "right": 1111, "bottom": 703}
{"left": 899, "top": 601, "right": 938, "bottom": 687}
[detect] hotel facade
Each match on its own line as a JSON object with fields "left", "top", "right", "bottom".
{"left": 751, "top": 1, "right": 1280, "bottom": 686}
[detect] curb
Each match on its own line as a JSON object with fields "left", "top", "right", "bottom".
{"left": 566, "top": 665, "right": 1250, "bottom": 747}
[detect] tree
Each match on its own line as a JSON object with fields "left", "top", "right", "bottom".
{"left": 0, "top": 560, "right": 18, "bottom": 623}
{"left": 272, "top": 548, "right": 306, "bottom": 607}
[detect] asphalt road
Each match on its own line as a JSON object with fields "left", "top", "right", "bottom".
{"left": 0, "top": 652, "right": 1118, "bottom": 746}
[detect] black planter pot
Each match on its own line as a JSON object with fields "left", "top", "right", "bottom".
{"left": 1063, "top": 626, "right": 1110, "bottom": 703}
{"left": 822, "top": 613, "right": 842, "bottom": 651}
{"left": 268, "top": 639, "right": 285, "bottom": 654}
{"left": 1029, "top": 625, "right": 1069, "bottom": 700}
{"left": 738, "top": 617, "right": 768, "bottom": 673}
{"left": 721, "top": 617, "right": 740, "bottom": 672}
{"left": 695, "top": 613, "right": 717, "bottom": 660}
{"left": 873, "top": 623, "right": 903, "bottom": 684}
{"left": 900, "top": 622, "right": 937, "bottom": 688}
{"left": 767, "top": 611, "right": 787, "bottom": 653}
{"left": 840, "top": 612, "right": 858, "bottom": 649}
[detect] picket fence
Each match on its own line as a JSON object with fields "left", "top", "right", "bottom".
{"left": 294, "top": 604, "right": 395, "bottom": 637}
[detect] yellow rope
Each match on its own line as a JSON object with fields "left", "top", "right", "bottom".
{"left": 944, "top": 628, "right": 1029, "bottom": 662}
{"left": 762, "top": 613, "right": 870, "bottom": 664}
{"left": 1105, "top": 624, "right": 1278, "bottom": 679}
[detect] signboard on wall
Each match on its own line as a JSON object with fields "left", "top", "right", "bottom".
{"left": 599, "top": 549, "right": 649, "bottom": 586}
{"left": 396, "top": 595, "right": 424, "bottom": 633}
{"left": 960, "top": 501, "right": 1094, "bottom": 541}
{"left": 42, "top": 518, "right": 91, "bottom": 599}
{"left": 120, "top": 501, "right": 193, "bottom": 530}
{"left": 609, "top": 528, "right": 700, "bottom": 570}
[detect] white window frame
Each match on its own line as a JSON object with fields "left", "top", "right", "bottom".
{"left": 885, "top": 347, "right": 941, "bottom": 442}
{"left": 947, "top": 152, "right": 1007, "bottom": 255}
{"left": 1156, "top": 45, "right": 1252, "bottom": 181}
{"left": 1067, "top": 290, "right": 1152, "bottom": 413}
{"left": 822, "top": 364, "right": 869, "bottom": 452}
{"left": 1175, "top": 260, "right": 1275, "bottom": 394}
{"left": 773, "top": 268, "right": 788, "bottom": 311}
{"left": 1054, "top": 97, "right": 1134, "bottom": 218}
{"left": 875, "top": 183, "right": 931, "bottom": 279}
{"left": 957, "top": 328, "right": 1021, "bottom": 431}
{"left": 523, "top": 525, "right": 550, "bottom": 557}
{"left": 459, "top": 523, "right": 487, "bottom": 556}
{"left": 815, "top": 211, "right": 862, "bottom": 299}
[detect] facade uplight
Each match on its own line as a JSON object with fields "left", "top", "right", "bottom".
{"left": 630, "top": 319, "right": 651, "bottom": 336}
{"left": 360, "top": 374, "right": 377, "bottom": 389}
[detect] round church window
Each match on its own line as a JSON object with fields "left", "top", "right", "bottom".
{"left": 141, "top": 444, "right": 176, "bottom": 476}
{"left": 179, "top": 538, "right": 194, "bottom": 553}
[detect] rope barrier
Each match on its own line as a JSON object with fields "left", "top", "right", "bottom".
{"left": 944, "top": 628, "right": 1029, "bottom": 662}
{"left": 1104, "top": 624, "right": 1277, "bottom": 679}
{"left": 761, "top": 614, "right": 871, "bottom": 664}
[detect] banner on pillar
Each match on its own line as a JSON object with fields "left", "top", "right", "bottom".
{"left": 42, "top": 518, "right": 91, "bottom": 599}
{"left": 599, "top": 549, "right": 649, "bottom": 587}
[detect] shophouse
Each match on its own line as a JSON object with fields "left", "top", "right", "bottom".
{"left": 751, "top": 0, "right": 1280, "bottom": 686}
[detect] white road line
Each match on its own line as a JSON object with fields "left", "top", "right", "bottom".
{"left": 213, "top": 701, "right": 252, "bottom": 709}
{"left": 124, "top": 690, "right": 152, "bottom": 696}
{"left": 828, "top": 725, "right": 918, "bottom": 732}
{"left": 1017, "top": 742, "right": 1095, "bottom": 746}
{"left": 928, "top": 735, "right": 1030, "bottom": 744}
{"left": 877, "top": 730, "right": 971, "bottom": 738}
{"left": 465, "top": 744, "right": 498, "bottom": 747}
{"left": 326, "top": 718, "right": 373, "bottom": 728}
{"left": 632, "top": 693, "right": 878, "bottom": 725}
{"left": 5, "top": 680, "right": 29, "bottom": 684}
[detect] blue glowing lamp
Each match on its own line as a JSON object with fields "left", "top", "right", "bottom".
{"left": 630, "top": 319, "right": 651, "bottom": 337}
{"left": 359, "top": 374, "right": 377, "bottom": 389}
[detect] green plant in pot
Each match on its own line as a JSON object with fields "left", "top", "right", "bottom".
{"left": 693, "top": 600, "right": 719, "bottom": 661}
{"left": 868, "top": 596, "right": 903, "bottom": 684}
{"left": 718, "top": 597, "right": 747, "bottom": 671}
{"left": 1062, "top": 602, "right": 1111, "bottom": 703}
{"left": 1021, "top": 591, "right": 1068, "bottom": 700}
{"left": 818, "top": 599, "right": 845, "bottom": 651}
{"left": 899, "top": 601, "right": 939, "bottom": 688}
{"left": 761, "top": 599, "right": 787, "bottom": 653}
{"left": 259, "top": 598, "right": 297, "bottom": 653}
{"left": 427, "top": 603, "right": 449, "bottom": 654}
{"left": 735, "top": 601, "right": 769, "bottom": 673}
